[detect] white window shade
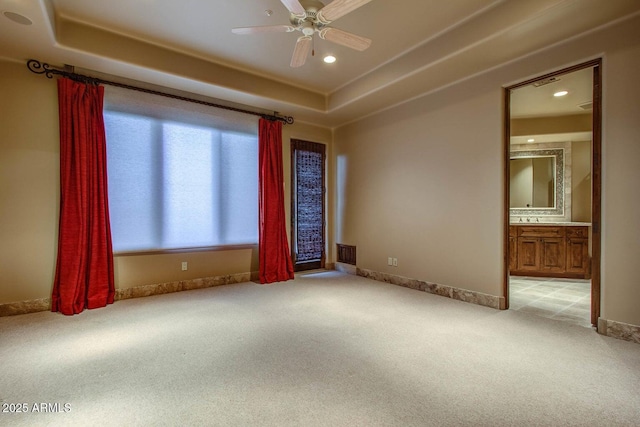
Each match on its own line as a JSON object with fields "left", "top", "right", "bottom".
{"left": 104, "top": 86, "right": 258, "bottom": 252}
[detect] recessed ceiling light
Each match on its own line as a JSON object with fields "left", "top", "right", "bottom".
{"left": 323, "top": 55, "right": 336, "bottom": 64}
{"left": 527, "top": 138, "right": 535, "bottom": 143}
{"left": 554, "top": 90, "right": 568, "bottom": 97}
{"left": 3, "top": 11, "right": 32, "bottom": 25}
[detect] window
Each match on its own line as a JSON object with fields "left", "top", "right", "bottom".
{"left": 104, "top": 87, "right": 258, "bottom": 252}
{"left": 291, "top": 139, "right": 326, "bottom": 271}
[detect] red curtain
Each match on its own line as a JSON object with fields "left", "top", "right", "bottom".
{"left": 258, "top": 119, "right": 294, "bottom": 284}
{"left": 51, "top": 78, "right": 115, "bottom": 315}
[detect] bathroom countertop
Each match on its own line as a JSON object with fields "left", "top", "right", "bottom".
{"left": 510, "top": 221, "right": 592, "bottom": 226}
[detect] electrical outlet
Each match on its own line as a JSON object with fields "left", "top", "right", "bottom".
{"left": 388, "top": 257, "right": 393, "bottom": 266}
{"left": 393, "top": 258, "right": 398, "bottom": 267}
{"left": 181, "top": 261, "right": 188, "bottom": 271}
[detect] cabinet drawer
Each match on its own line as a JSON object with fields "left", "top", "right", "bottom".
{"left": 509, "top": 226, "right": 517, "bottom": 237}
{"left": 566, "top": 226, "right": 589, "bottom": 239}
{"left": 517, "top": 226, "right": 565, "bottom": 238}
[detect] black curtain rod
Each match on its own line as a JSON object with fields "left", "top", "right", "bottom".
{"left": 26, "top": 59, "right": 294, "bottom": 125}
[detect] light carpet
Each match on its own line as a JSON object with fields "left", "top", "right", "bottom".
{"left": 1, "top": 271, "right": 639, "bottom": 426}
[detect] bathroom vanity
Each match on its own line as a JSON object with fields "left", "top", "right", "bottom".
{"left": 509, "top": 223, "right": 590, "bottom": 279}
{"left": 509, "top": 145, "right": 591, "bottom": 279}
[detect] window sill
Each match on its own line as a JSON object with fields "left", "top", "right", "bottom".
{"left": 113, "top": 243, "right": 258, "bottom": 257}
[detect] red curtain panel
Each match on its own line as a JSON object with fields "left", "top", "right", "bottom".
{"left": 258, "top": 119, "right": 294, "bottom": 284}
{"left": 51, "top": 78, "right": 115, "bottom": 315}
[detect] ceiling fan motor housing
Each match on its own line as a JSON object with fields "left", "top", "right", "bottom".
{"left": 232, "top": 0, "right": 372, "bottom": 67}
{"left": 290, "top": 0, "right": 328, "bottom": 30}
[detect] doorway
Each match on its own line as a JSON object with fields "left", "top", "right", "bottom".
{"left": 291, "top": 139, "right": 326, "bottom": 272}
{"left": 504, "top": 60, "right": 602, "bottom": 328}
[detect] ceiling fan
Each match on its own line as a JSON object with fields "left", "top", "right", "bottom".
{"left": 232, "top": 0, "right": 373, "bottom": 67}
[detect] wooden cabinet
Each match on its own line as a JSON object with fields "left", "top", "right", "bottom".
{"left": 510, "top": 224, "right": 590, "bottom": 279}
{"left": 565, "top": 227, "right": 589, "bottom": 276}
{"left": 508, "top": 227, "right": 518, "bottom": 271}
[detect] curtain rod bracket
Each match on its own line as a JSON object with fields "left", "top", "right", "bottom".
{"left": 26, "top": 59, "right": 295, "bottom": 125}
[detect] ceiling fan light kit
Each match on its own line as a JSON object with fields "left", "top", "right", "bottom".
{"left": 232, "top": 0, "right": 372, "bottom": 67}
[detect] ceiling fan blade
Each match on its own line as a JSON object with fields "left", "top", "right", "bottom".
{"left": 232, "top": 25, "right": 296, "bottom": 35}
{"left": 317, "top": 0, "right": 372, "bottom": 23}
{"left": 318, "top": 27, "right": 371, "bottom": 51}
{"left": 290, "top": 35, "right": 312, "bottom": 68}
{"left": 280, "top": 0, "right": 306, "bottom": 16}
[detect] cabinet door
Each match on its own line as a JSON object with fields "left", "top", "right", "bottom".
{"left": 517, "top": 238, "right": 540, "bottom": 271}
{"left": 509, "top": 236, "right": 518, "bottom": 271}
{"left": 540, "top": 237, "right": 565, "bottom": 272}
{"left": 566, "top": 238, "right": 589, "bottom": 276}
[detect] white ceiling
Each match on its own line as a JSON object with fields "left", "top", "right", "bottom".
{"left": 510, "top": 65, "right": 594, "bottom": 145}
{"left": 47, "top": 0, "right": 499, "bottom": 94}
{"left": 511, "top": 66, "right": 594, "bottom": 119}
{"left": 1, "top": 0, "right": 639, "bottom": 128}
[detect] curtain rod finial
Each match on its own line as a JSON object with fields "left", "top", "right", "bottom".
{"left": 27, "top": 59, "right": 55, "bottom": 78}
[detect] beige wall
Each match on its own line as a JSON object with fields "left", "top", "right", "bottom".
{"left": 0, "top": 60, "right": 60, "bottom": 303}
{"left": 335, "top": 75, "right": 504, "bottom": 295}
{"left": 334, "top": 15, "right": 640, "bottom": 326}
{"left": 571, "top": 140, "right": 591, "bottom": 223}
{"left": 601, "top": 29, "right": 640, "bottom": 326}
{"left": 511, "top": 114, "right": 591, "bottom": 137}
{"left": 0, "top": 58, "right": 332, "bottom": 304}
{"left": 2, "top": 16, "right": 639, "bottom": 329}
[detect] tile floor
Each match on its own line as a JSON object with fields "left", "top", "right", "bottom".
{"left": 509, "top": 276, "right": 593, "bottom": 328}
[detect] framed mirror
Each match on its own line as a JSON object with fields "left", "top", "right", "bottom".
{"left": 509, "top": 148, "right": 564, "bottom": 216}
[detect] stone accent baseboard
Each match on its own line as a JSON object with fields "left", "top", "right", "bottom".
{"left": 115, "top": 272, "right": 254, "bottom": 300}
{"left": 0, "top": 271, "right": 257, "bottom": 317}
{"left": 0, "top": 298, "right": 51, "bottom": 316}
{"left": 597, "top": 318, "right": 640, "bottom": 344}
{"left": 355, "top": 267, "right": 504, "bottom": 310}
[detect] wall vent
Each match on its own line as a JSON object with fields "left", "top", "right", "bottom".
{"left": 532, "top": 77, "right": 560, "bottom": 87}
{"left": 578, "top": 101, "right": 593, "bottom": 110}
{"left": 336, "top": 244, "right": 356, "bottom": 265}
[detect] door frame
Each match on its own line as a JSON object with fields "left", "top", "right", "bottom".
{"left": 503, "top": 59, "right": 602, "bottom": 327}
{"left": 290, "top": 139, "right": 326, "bottom": 272}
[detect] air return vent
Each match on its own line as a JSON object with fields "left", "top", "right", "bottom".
{"left": 532, "top": 77, "right": 560, "bottom": 87}
{"left": 337, "top": 244, "right": 356, "bottom": 265}
{"left": 578, "top": 101, "right": 593, "bottom": 110}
